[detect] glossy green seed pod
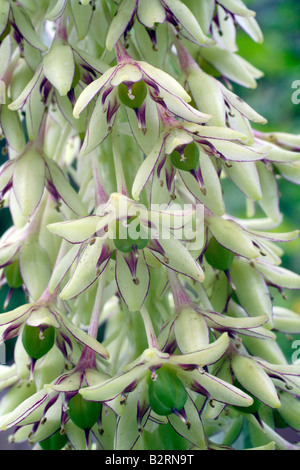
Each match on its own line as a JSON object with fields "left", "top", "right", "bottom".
{"left": 67, "top": 393, "right": 102, "bottom": 430}
{"left": 148, "top": 365, "right": 187, "bottom": 416}
{"left": 40, "top": 429, "right": 68, "bottom": 450}
{"left": 118, "top": 80, "right": 148, "bottom": 109}
{"left": 4, "top": 260, "right": 23, "bottom": 288}
{"left": 170, "top": 142, "right": 200, "bottom": 172}
{"left": 113, "top": 220, "right": 149, "bottom": 253}
{"left": 205, "top": 237, "right": 235, "bottom": 271}
{"left": 22, "top": 324, "right": 55, "bottom": 360}
{"left": 232, "top": 380, "right": 261, "bottom": 415}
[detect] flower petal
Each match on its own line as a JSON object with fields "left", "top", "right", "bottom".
{"left": 229, "top": 258, "right": 273, "bottom": 324}
{"left": 206, "top": 215, "right": 260, "bottom": 259}
{"left": 60, "top": 238, "right": 106, "bottom": 299}
{"left": 10, "top": 3, "right": 47, "bottom": 52}
{"left": 162, "top": 0, "right": 211, "bottom": 45}
{"left": 48, "top": 215, "right": 101, "bottom": 244}
{"left": 19, "top": 235, "right": 52, "bottom": 301}
{"left": 0, "top": 303, "right": 33, "bottom": 327}
{"left": 181, "top": 368, "right": 254, "bottom": 407}
{"left": 137, "top": 0, "right": 166, "bottom": 28}
{"left": 45, "top": 157, "right": 88, "bottom": 217}
{"left": 58, "top": 313, "right": 109, "bottom": 359}
{"left": 132, "top": 134, "right": 165, "bottom": 200}
{"left": 231, "top": 354, "right": 281, "bottom": 408}
{"left": 80, "top": 364, "right": 147, "bottom": 402}
{"left": 43, "top": 37, "right": 74, "bottom": 96}
{"left": 0, "top": 389, "right": 49, "bottom": 430}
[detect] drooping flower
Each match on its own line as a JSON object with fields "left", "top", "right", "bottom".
{"left": 73, "top": 43, "right": 210, "bottom": 155}
{"left": 48, "top": 192, "right": 204, "bottom": 312}
{"left": 131, "top": 109, "right": 270, "bottom": 215}
{"left": 104, "top": 0, "right": 214, "bottom": 52}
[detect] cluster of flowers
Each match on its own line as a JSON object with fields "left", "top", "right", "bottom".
{"left": 0, "top": 0, "right": 299, "bottom": 450}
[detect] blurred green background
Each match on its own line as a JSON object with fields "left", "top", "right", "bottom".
{"left": 232, "top": 0, "right": 300, "bottom": 361}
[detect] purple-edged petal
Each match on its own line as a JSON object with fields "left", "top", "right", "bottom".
{"left": 47, "top": 215, "right": 102, "bottom": 244}
{"left": 150, "top": 236, "right": 205, "bottom": 282}
{"left": 136, "top": 0, "right": 166, "bottom": 28}
{"left": 0, "top": 303, "right": 33, "bottom": 327}
{"left": 170, "top": 332, "right": 229, "bottom": 367}
{"left": 45, "top": 157, "right": 87, "bottom": 217}
{"left": 60, "top": 238, "right": 108, "bottom": 300}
